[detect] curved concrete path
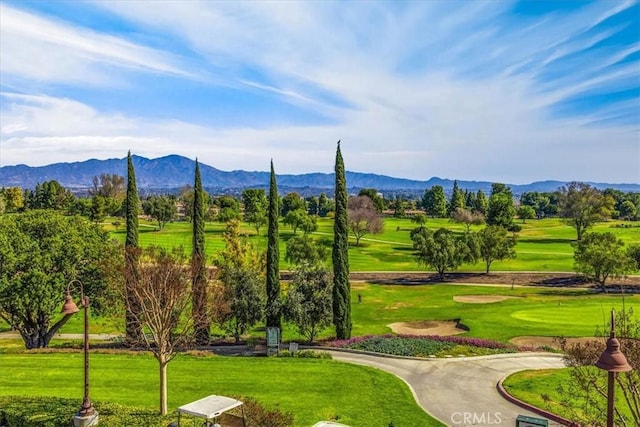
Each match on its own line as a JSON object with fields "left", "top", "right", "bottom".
{"left": 328, "top": 351, "right": 565, "bottom": 427}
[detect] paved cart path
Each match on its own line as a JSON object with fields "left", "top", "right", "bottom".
{"left": 327, "top": 351, "right": 566, "bottom": 427}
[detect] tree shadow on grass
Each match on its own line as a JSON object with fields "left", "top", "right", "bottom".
{"left": 518, "top": 238, "right": 573, "bottom": 244}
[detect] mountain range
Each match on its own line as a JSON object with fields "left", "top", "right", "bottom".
{"left": 1, "top": 154, "right": 638, "bottom": 196}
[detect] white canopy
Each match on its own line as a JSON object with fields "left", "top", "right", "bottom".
{"left": 177, "top": 395, "right": 243, "bottom": 419}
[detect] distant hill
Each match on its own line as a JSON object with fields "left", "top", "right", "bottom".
{"left": 1, "top": 154, "right": 638, "bottom": 196}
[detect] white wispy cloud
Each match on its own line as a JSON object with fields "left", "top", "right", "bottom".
{"left": 0, "top": 1, "right": 638, "bottom": 183}
{"left": 0, "top": 3, "right": 195, "bottom": 87}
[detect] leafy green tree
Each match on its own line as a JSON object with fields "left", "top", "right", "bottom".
{"left": 465, "top": 190, "right": 477, "bottom": 211}
{"left": 0, "top": 187, "right": 24, "bottom": 212}
{"left": 520, "top": 191, "right": 551, "bottom": 219}
{"left": 411, "top": 227, "right": 467, "bottom": 279}
{"left": 89, "top": 195, "right": 108, "bottom": 223}
{"left": 124, "top": 150, "right": 141, "bottom": 344}
{"left": 491, "top": 183, "right": 513, "bottom": 198}
{"left": 517, "top": 205, "right": 536, "bottom": 223}
{"left": 0, "top": 211, "right": 121, "bottom": 349}
{"left": 285, "top": 235, "right": 328, "bottom": 266}
{"left": 476, "top": 225, "right": 517, "bottom": 273}
{"left": 422, "top": 185, "right": 447, "bottom": 217}
{"left": 393, "top": 195, "right": 406, "bottom": 218}
{"left": 411, "top": 213, "right": 427, "bottom": 230}
{"left": 558, "top": 182, "right": 615, "bottom": 241}
{"left": 89, "top": 173, "right": 125, "bottom": 216}
{"left": 573, "top": 232, "right": 635, "bottom": 289}
{"left": 448, "top": 180, "right": 466, "bottom": 214}
{"left": 284, "top": 263, "right": 333, "bottom": 343}
{"left": 142, "top": 195, "right": 177, "bottom": 230}
{"left": 306, "top": 196, "right": 319, "bottom": 216}
{"left": 473, "top": 189, "right": 488, "bottom": 215}
{"left": 0, "top": 193, "right": 5, "bottom": 214}
{"left": 318, "top": 193, "right": 333, "bottom": 217}
{"left": 627, "top": 244, "right": 640, "bottom": 270}
{"left": 283, "top": 209, "right": 310, "bottom": 235}
{"left": 191, "top": 160, "right": 209, "bottom": 345}
{"left": 348, "top": 195, "right": 383, "bottom": 247}
{"left": 25, "top": 180, "right": 73, "bottom": 211}
{"left": 486, "top": 191, "right": 515, "bottom": 228}
{"left": 266, "top": 160, "right": 281, "bottom": 330}
{"left": 358, "top": 188, "right": 385, "bottom": 213}
{"left": 212, "top": 220, "right": 265, "bottom": 343}
{"left": 280, "top": 192, "right": 305, "bottom": 217}
{"left": 242, "top": 189, "right": 268, "bottom": 235}
{"left": 215, "top": 195, "right": 241, "bottom": 222}
{"left": 619, "top": 200, "right": 637, "bottom": 221}
{"left": 332, "top": 141, "right": 351, "bottom": 340}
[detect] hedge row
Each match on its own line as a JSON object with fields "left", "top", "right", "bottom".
{"left": 0, "top": 396, "right": 293, "bottom": 427}
{"left": 0, "top": 396, "right": 173, "bottom": 427}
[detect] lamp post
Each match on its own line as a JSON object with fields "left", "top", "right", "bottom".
{"left": 595, "top": 309, "right": 632, "bottom": 427}
{"left": 61, "top": 279, "right": 99, "bottom": 427}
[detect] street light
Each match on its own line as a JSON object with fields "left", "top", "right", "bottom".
{"left": 595, "top": 309, "right": 632, "bottom": 427}
{"left": 61, "top": 279, "right": 99, "bottom": 427}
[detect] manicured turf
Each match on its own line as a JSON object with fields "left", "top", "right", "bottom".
{"left": 503, "top": 368, "right": 633, "bottom": 422}
{"left": 47, "top": 283, "right": 639, "bottom": 343}
{"left": 0, "top": 352, "right": 442, "bottom": 427}
{"left": 106, "top": 217, "right": 640, "bottom": 272}
{"left": 347, "top": 283, "right": 637, "bottom": 341}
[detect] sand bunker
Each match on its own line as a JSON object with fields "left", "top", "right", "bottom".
{"left": 509, "top": 336, "right": 603, "bottom": 350}
{"left": 388, "top": 320, "right": 466, "bottom": 336}
{"left": 453, "top": 295, "right": 519, "bottom": 304}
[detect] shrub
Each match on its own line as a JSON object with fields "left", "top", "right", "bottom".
{"left": 238, "top": 396, "right": 294, "bottom": 427}
{"left": 0, "top": 395, "right": 293, "bottom": 427}
{"left": 275, "top": 350, "right": 332, "bottom": 359}
{"left": 329, "top": 334, "right": 517, "bottom": 357}
{"left": 0, "top": 396, "right": 173, "bottom": 427}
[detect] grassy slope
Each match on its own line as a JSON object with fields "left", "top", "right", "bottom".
{"left": 107, "top": 217, "right": 640, "bottom": 272}
{"left": 503, "top": 368, "right": 634, "bottom": 422}
{"left": 0, "top": 352, "right": 442, "bottom": 427}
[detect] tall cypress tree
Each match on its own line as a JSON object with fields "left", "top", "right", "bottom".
{"left": 332, "top": 141, "right": 351, "bottom": 339}
{"left": 192, "top": 159, "right": 209, "bottom": 345}
{"left": 125, "top": 150, "right": 141, "bottom": 344}
{"left": 266, "top": 160, "right": 281, "bottom": 329}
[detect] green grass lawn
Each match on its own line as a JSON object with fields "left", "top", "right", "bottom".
{"left": 0, "top": 352, "right": 442, "bottom": 427}
{"left": 503, "top": 368, "right": 634, "bottom": 423}
{"left": 45, "top": 283, "right": 639, "bottom": 343}
{"left": 106, "top": 217, "right": 640, "bottom": 272}
{"left": 347, "top": 283, "right": 638, "bottom": 341}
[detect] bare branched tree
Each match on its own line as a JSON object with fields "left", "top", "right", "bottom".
{"left": 558, "top": 307, "right": 640, "bottom": 426}
{"left": 127, "top": 246, "right": 193, "bottom": 415}
{"left": 347, "top": 195, "right": 383, "bottom": 246}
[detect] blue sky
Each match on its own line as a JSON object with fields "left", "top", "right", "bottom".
{"left": 0, "top": 0, "right": 638, "bottom": 184}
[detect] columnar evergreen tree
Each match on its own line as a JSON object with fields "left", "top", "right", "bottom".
{"left": 192, "top": 159, "right": 209, "bottom": 345}
{"left": 266, "top": 160, "right": 281, "bottom": 329}
{"left": 332, "top": 141, "right": 351, "bottom": 340}
{"left": 124, "top": 151, "right": 141, "bottom": 344}
{"left": 448, "top": 180, "right": 466, "bottom": 214}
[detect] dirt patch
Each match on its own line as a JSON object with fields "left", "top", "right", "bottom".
{"left": 388, "top": 320, "right": 466, "bottom": 336}
{"left": 509, "top": 335, "right": 604, "bottom": 350}
{"left": 454, "top": 295, "right": 520, "bottom": 304}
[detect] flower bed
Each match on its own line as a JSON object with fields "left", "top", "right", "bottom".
{"left": 329, "top": 334, "right": 518, "bottom": 357}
